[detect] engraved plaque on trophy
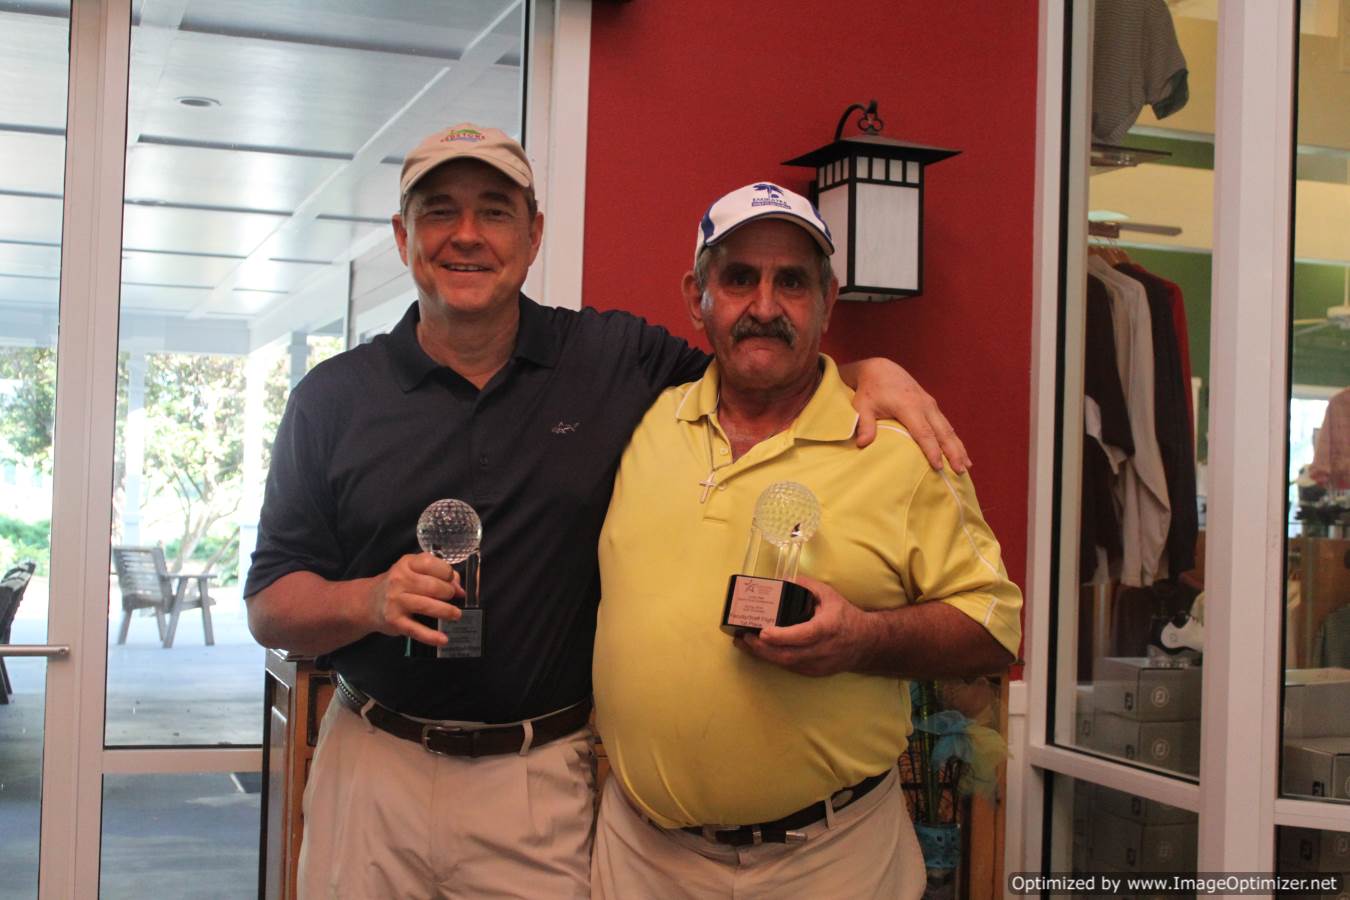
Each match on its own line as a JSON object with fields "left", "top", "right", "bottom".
{"left": 721, "top": 481, "right": 820, "bottom": 636}
{"left": 406, "top": 499, "right": 483, "bottom": 659}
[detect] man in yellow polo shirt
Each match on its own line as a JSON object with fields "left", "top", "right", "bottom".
{"left": 591, "top": 182, "right": 1022, "bottom": 899}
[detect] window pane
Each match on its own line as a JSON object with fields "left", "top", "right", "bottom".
{"left": 100, "top": 773, "right": 260, "bottom": 899}
{"left": 1276, "top": 826, "right": 1350, "bottom": 887}
{"left": 0, "top": 2, "right": 70, "bottom": 897}
{"left": 1282, "top": 0, "right": 1350, "bottom": 803}
{"left": 1058, "top": 0, "right": 1213, "bottom": 782}
{"left": 0, "top": 661, "right": 48, "bottom": 899}
{"left": 104, "top": 0, "right": 527, "bottom": 751}
{"left": 1047, "top": 775, "right": 1197, "bottom": 880}
{"left": 0, "top": 0, "right": 70, "bottom": 646}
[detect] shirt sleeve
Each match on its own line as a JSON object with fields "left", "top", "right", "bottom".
{"left": 897, "top": 467, "right": 1023, "bottom": 657}
{"left": 632, "top": 316, "right": 711, "bottom": 390}
{"left": 243, "top": 385, "right": 346, "bottom": 597}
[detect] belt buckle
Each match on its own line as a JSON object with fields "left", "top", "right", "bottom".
{"left": 421, "top": 723, "right": 473, "bottom": 757}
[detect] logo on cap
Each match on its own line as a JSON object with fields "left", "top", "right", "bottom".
{"left": 444, "top": 128, "right": 485, "bottom": 143}
{"left": 750, "top": 182, "right": 791, "bottom": 211}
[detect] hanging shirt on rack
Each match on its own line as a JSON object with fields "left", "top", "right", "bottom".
{"left": 1089, "top": 255, "right": 1171, "bottom": 587}
{"left": 1087, "top": 277, "right": 1136, "bottom": 465}
{"left": 1118, "top": 262, "right": 1198, "bottom": 577}
{"left": 1081, "top": 275, "right": 1134, "bottom": 581}
{"left": 1163, "top": 276, "right": 1195, "bottom": 435}
{"left": 1091, "top": 0, "right": 1190, "bottom": 145}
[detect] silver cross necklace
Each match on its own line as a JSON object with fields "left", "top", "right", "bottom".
{"left": 698, "top": 369, "right": 821, "bottom": 503}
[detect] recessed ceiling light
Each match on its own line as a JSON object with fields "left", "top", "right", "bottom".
{"left": 176, "top": 96, "right": 220, "bottom": 108}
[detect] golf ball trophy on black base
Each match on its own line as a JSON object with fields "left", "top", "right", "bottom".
{"left": 721, "top": 481, "right": 820, "bottom": 636}
{"left": 407, "top": 499, "right": 483, "bottom": 659}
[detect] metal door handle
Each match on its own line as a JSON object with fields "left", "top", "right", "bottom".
{"left": 0, "top": 645, "right": 71, "bottom": 658}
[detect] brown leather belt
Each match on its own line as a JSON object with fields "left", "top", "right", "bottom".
{"left": 335, "top": 676, "right": 591, "bottom": 759}
{"left": 681, "top": 770, "right": 891, "bottom": 845}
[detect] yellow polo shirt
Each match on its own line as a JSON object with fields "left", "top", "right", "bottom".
{"left": 593, "top": 355, "right": 1022, "bottom": 828}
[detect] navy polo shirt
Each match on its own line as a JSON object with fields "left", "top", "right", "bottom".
{"left": 246, "top": 296, "right": 709, "bottom": 722}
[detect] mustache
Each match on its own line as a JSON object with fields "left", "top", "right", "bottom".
{"left": 731, "top": 316, "right": 796, "bottom": 347}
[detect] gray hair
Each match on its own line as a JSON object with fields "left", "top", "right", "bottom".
{"left": 693, "top": 242, "right": 834, "bottom": 314}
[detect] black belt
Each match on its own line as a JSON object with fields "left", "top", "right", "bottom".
{"left": 681, "top": 770, "right": 891, "bottom": 846}
{"left": 335, "top": 676, "right": 591, "bottom": 759}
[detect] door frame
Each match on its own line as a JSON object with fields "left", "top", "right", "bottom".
{"left": 1010, "top": 0, "right": 1350, "bottom": 879}
{"left": 28, "top": 1, "right": 587, "bottom": 895}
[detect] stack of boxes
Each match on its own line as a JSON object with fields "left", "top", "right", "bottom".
{"left": 1275, "top": 827, "right": 1350, "bottom": 900}
{"left": 1075, "top": 683, "right": 1095, "bottom": 745}
{"left": 1278, "top": 669, "right": 1350, "bottom": 898}
{"left": 1282, "top": 668, "right": 1350, "bottom": 801}
{"left": 1071, "top": 783, "right": 1197, "bottom": 898}
{"left": 1064, "top": 666, "right": 1350, "bottom": 896}
{"left": 1085, "top": 657, "right": 1202, "bottom": 776}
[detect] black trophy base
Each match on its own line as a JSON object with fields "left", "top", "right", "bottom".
{"left": 404, "top": 608, "right": 483, "bottom": 659}
{"left": 721, "top": 575, "right": 816, "bottom": 636}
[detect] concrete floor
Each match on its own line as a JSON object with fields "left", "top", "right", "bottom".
{"left": 0, "top": 581, "right": 265, "bottom": 898}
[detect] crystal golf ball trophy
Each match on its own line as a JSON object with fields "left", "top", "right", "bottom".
{"left": 721, "top": 481, "right": 821, "bottom": 636}
{"left": 406, "top": 499, "right": 483, "bottom": 659}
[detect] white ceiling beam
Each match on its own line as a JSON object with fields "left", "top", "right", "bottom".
{"left": 189, "top": 0, "right": 523, "bottom": 322}
{"left": 125, "top": 0, "right": 190, "bottom": 145}
{"left": 247, "top": 260, "right": 349, "bottom": 352}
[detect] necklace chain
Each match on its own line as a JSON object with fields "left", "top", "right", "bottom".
{"left": 697, "top": 367, "right": 822, "bottom": 504}
{"left": 699, "top": 424, "right": 731, "bottom": 503}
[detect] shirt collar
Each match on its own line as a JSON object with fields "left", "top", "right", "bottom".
{"left": 674, "top": 353, "right": 859, "bottom": 443}
{"left": 386, "top": 294, "right": 559, "bottom": 393}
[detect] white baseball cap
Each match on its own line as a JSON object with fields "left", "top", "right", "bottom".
{"left": 694, "top": 182, "right": 834, "bottom": 264}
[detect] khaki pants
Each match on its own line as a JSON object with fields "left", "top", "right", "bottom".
{"left": 298, "top": 699, "right": 595, "bottom": 899}
{"left": 591, "top": 768, "right": 925, "bottom": 900}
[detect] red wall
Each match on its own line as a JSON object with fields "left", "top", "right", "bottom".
{"left": 583, "top": 1, "right": 1038, "bottom": 601}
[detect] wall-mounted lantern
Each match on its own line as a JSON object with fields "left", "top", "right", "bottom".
{"left": 784, "top": 101, "right": 959, "bottom": 301}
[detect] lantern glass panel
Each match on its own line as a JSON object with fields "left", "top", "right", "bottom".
{"left": 907, "top": 161, "right": 921, "bottom": 184}
{"left": 818, "top": 168, "right": 825, "bottom": 190}
{"left": 854, "top": 182, "right": 919, "bottom": 292}
{"left": 841, "top": 157, "right": 850, "bottom": 180}
{"left": 816, "top": 184, "right": 851, "bottom": 286}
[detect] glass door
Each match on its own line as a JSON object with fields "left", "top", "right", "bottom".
{"left": 1042, "top": 0, "right": 1215, "bottom": 875}
{"left": 1021, "top": 0, "right": 1350, "bottom": 879}
{"left": 0, "top": 1, "right": 534, "bottom": 895}
{"left": 101, "top": 1, "right": 526, "bottom": 894}
{"left": 0, "top": 2, "right": 73, "bottom": 897}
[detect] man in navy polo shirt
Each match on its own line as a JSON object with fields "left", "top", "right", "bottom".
{"left": 244, "top": 123, "right": 969, "bottom": 898}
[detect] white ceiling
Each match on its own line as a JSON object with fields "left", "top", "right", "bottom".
{"left": 0, "top": 0, "right": 526, "bottom": 353}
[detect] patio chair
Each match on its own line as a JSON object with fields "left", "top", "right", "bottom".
{"left": 1, "top": 560, "right": 37, "bottom": 704}
{"left": 111, "top": 546, "right": 215, "bottom": 649}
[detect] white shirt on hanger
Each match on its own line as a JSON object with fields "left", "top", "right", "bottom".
{"left": 1089, "top": 255, "right": 1171, "bottom": 586}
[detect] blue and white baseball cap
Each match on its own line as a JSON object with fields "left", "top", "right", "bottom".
{"left": 694, "top": 182, "right": 835, "bottom": 264}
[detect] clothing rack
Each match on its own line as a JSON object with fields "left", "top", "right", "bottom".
{"left": 1088, "top": 220, "right": 1183, "bottom": 240}
{"left": 1090, "top": 141, "right": 1171, "bottom": 172}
